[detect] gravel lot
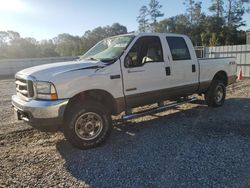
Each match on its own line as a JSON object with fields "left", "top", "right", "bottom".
{"left": 1, "top": 79, "right": 250, "bottom": 187}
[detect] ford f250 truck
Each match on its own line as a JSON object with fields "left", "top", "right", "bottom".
{"left": 12, "top": 33, "right": 237, "bottom": 149}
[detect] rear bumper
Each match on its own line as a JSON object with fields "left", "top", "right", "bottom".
{"left": 12, "top": 95, "right": 69, "bottom": 127}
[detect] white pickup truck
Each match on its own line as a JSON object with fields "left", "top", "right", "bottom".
{"left": 12, "top": 33, "right": 237, "bottom": 149}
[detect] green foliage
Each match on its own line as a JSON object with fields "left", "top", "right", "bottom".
{"left": 0, "top": 23, "right": 128, "bottom": 59}
{"left": 148, "top": 0, "right": 249, "bottom": 46}
{"left": 82, "top": 23, "right": 128, "bottom": 53}
{"left": 1, "top": 0, "right": 249, "bottom": 60}
{"left": 183, "top": 0, "right": 196, "bottom": 23}
{"left": 137, "top": 6, "right": 150, "bottom": 32}
{"left": 0, "top": 31, "right": 40, "bottom": 59}
{"left": 39, "top": 40, "right": 59, "bottom": 57}
{"left": 149, "top": 0, "right": 164, "bottom": 31}
{"left": 209, "top": 33, "right": 219, "bottom": 46}
{"left": 209, "top": 0, "right": 224, "bottom": 18}
{"left": 136, "top": 0, "right": 164, "bottom": 32}
{"left": 226, "top": 0, "right": 249, "bottom": 28}
{"left": 53, "top": 34, "right": 83, "bottom": 56}
{"left": 156, "top": 15, "right": 190, "bottom": 34}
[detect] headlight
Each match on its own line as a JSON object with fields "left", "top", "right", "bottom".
{"left": 35, "top": 81, "right": 58, "bottom": 100}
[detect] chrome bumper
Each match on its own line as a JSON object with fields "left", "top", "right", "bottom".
{"left": 12, "top": 95, "right": 69, "bottom": 126}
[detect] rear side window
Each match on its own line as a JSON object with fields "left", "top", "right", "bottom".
{"left": 166, "top": 37, "right": 191, "bottom": 61}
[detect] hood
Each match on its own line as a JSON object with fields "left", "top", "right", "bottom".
{"left": 16, "top": 60, "right": 103, "bottom": 81}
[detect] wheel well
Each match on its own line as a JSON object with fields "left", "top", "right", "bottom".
{"left": 65, "top": 90, "right": 117, "bottom": 115}
{"left": 213, "top": 71, "right": 228, "bottom": 86}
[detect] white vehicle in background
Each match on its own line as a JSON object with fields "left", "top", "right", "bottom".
{"left": 12, "top": 33, "right": 237, "bottom": 149}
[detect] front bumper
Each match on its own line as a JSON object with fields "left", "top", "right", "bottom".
{"left": 12, "top": 95, "right": 69, "bottom": 127}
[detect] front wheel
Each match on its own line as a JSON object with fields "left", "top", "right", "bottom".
{"left": 63, "top": 100, "right": 112, "bottom": 149}
{"left": 205, "top": 80, "right": 226, "bottom": 107}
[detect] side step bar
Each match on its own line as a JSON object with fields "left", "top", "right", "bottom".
{"left": 122, "top": 97, "right": 197, "bottom": 121}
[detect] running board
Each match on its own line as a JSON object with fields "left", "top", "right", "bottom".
{"left": 122, "top": 97, "right": 197, "bottom": 121}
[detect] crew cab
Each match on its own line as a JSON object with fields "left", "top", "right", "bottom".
{"left": 12, "top": 33, "right": 237, "bottom": 149}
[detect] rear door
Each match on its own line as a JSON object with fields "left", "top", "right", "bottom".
{"left": 165, "top": 36, "right": 199, "bottom": 94}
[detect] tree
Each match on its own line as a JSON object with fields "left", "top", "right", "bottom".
{"left": 200, "top": 16, "right": 225, "bottom": 46}
{"left": 156, "top": 18, "right": 175, "bottom": 33}
{"left": 106, "top": 23, "right": 128, "bottom": 36}
{"left": 224, "top": 0, "right": 250, "bottom": 44}
{"left": 138, "top": 0, "right": 249, "bottom": 46}
{"left": 6, "top": 31, "right": 20, "bottom": 42}
{"left": 148, "top": 0, "right": 164, "bottom": 32}
{"left": 209, "top": 33, "right": 219, "bottom": 46}
{"left": 192, "top": 2, "right": 204, "bottom": 24}
{"left": 137, "top": 6, "right": 150, "bottom": 32}
{"left": 182, "top": 0, "right": 207, "bottom": 45}
{"left": 0, "top": 31, "right": 8, "bottom": 47}
{"left": 209, "top": 0, "right": 224, "bottom": 18}
{"left": 183, "top": 0, "right": 195, "bottom": 23}
{"left": 53, "top": 33, "right": 81, "bottom": 56}
{"left": 205, "top": 1, "right": 223, "bottom": 46}
{"left": 156, "top": 15, "right": 190, "bottom": 34}
{"left": 190, "top": 2, "right": 206, "bottom": 45}
{"left": 0, "top": 31, "right": 41, "bottom": 59}
{"left": 207, "top": 0, "right": 225, "bottom": 45}
{"left": 137, "top": 0, "right": 164, "bottom": 32}
{"left": 82, "top": 23, "right": 128, "bottom": 53}
{"left": 0, "top": 23, "right": 128, "bottom": 59}
{"left": 225, "top": 0, "right": 249, "bottom": 28}
{"left": 39, "top": 39, "right": 59, "bottom": 57}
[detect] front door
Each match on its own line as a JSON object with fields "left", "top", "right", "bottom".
{"left": 121, "top": 36, "right": 169, "bottom": 109}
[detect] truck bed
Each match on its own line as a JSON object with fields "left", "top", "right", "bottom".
{"left": 198, "top": 57, "right": 236, "bottom": 86}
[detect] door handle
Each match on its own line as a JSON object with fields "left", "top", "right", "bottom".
{"left": 128, "top": 70, "right": 145, "bottom": 73}
{"left": 126, "top": 88, "right": 137, "bottom": 92}
{"left": 165, "top": 67, "right": 171, "bottom": 76}
{"left": 192, "top": 64, "right": 196, "bottom": 72}
{"left": 110, "top": 75, "right": 121, "bottom": 79}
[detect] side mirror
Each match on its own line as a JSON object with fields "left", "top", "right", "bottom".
{"left": 124, "top": 55, "right": 133, "bottom": 67}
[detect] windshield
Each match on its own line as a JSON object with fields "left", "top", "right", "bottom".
{"left": 80, "top": 35, "right": 134, "bottom": 63}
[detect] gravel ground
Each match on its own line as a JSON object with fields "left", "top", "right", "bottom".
{"left": 0, "top": 79, "right": 250, "bottom": 187}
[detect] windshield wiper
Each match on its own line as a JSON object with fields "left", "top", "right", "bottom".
{"left": 82, "top": 57, "right": 116, "bottom": 65}
{"left": 86, "top": 57, "right": 99, "bottom": 61}
{"left": 100, "top": 58, "right": 117, "bottom": 64}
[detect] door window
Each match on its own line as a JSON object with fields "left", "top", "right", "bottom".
{"left": 125, "top": 36, "right": 163, "bottom": 68}
{"left": 166, "top": 37, "right": 191, "bottom": 61}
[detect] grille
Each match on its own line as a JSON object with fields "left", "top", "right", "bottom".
{"left": 15, "top": 78, "right": 34, "bottom": 100}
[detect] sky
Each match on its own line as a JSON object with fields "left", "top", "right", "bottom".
{"left": 0, "top": 0, "right": 250, "bottom": 41}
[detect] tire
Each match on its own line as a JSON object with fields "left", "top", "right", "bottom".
{"left": 63, "top": 100, "right": 112, "bottom": 149}
{"left": 205, "top": 79, "right": 226, "bottom": 107}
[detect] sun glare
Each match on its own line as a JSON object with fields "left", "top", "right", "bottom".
{"left": 0, "top": 0, "right": 28, "bottom": 12}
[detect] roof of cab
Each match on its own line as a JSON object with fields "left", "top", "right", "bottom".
{"left": 119, "top": 32, "right": 188, "bottom": 38}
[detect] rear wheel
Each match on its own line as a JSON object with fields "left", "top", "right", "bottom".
{"left": 205, "top": 80, "right": 226, "bottom": 107}
{"left": 63, "top": 100, "right": 112, "bottom": 149}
